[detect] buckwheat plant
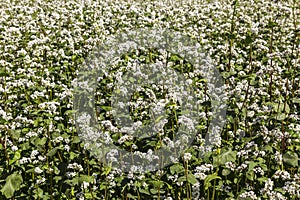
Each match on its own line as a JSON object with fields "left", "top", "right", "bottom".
{"left": 0, "top": 0, "right": 299, "bottom": 199}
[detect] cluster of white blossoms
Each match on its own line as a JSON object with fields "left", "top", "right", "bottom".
{"left": 0, "top": 0, "right": 299, "bottom": 199}
{"left": 74, "top": 25, "right": 228, "bottom": 172}
{"left": 194, "top": 164, "right": 214, "bottom": 180}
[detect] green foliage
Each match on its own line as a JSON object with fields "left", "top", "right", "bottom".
{"left": 0, "top": 0, "right": 299, "bottom": 199}
{"left": 1, "top": 173, "right": 23, "bottom": 198}
{"left": 283, "top": 151, "right": 299, "bottom": 167}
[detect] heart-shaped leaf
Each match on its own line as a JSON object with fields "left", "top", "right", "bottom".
{"left": 0, "top": 173, "right": 23, "bottom": 198}
{"left": 283, "top": 151, "right": 299, "bottom": 167}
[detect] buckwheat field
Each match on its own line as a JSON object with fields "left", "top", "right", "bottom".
{"left": 0, "top": 0, "right": 299, "bottom": 199}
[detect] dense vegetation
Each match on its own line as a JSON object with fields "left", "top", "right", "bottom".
{"left": 0, "top": 0, "right": 299, "bottom": 199}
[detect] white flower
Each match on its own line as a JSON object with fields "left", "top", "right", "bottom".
{"left": 225, "top": 162, "right": 236, "bottom": 171}
{"left": 36, "top": 177, "right": 46, "bottom": 185}
{"left": 239, "top": 191, "right": 258, "bottom": 199}
{"left": 118, "top": 134, "right": 133, "bottom": 144}
{"left": 186, "top": 79, "right": 193, "bottom": 85}
{"left": 183, "top": 153, "right": 192, "bottom": 161}
{"left": 64, "top": 145, "right": 70, "bottom": 152}
{"left": 11, "top": 146, "right": 18, "bottom": 152}
{"left": 34, "top": 167, "right": 43, "bottom": 174}
{"left": 82, "top": 181, "right": 89, "bottom": 189}
{"left": 260, "top": 178, "right": 274, "bottom": 194}
{"left": 30, "top": 150, "right": 39, "bottom": 159}
{"left": 66, "top": 172, "right": 77, "bottom": 178}
{"left": 19, "top": 157, "right": 30, "bottom": 164}
{"left": 55, "top": 136, "right": 64, "bottom": 143}
{"left": 195, "top": 172, "right": 207, "bottom": 180}
{"left": 247, "top": 110, "right": 255, "bottom": 118}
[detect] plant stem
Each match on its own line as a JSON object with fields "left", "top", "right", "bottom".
{"left": 184, "top": 160, "right": 190, "bottom": 200}
{"left": 212, "top": 179, "right": 216, "bottom": 200}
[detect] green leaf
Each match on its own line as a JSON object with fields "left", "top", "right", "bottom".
{"left": 150, "top": 188, "right": 158, "bottom": 194}
{"left": 250, "top": 79, "right": 257, "bottom": 86}
{"left": 187, "top": 174, "right": 198, "bottom": 185}
{"left": 257, "top": 177, "right": 268, "bottom": 183}
{"left": 64, "top": 177, "right": 80, "bottom": 186}
{"left": 247, "top": 161, "right": 257, "bottom": 172}
{"left": 203, "top": 151, "right": 213, "bottom": 164}
{"left": 139, "top": 188, "right": 150, "bottom": 195}
{"left": 246, "top": 171, "right": 254, "bottom": 181}
{"left": 204, "top": 174, "right": 221, "bottom": 190}
{"left": 233, "top": 177, "right": 238, "bottom": 184}
{"left": 101, "top": 106, "right": 112, "bottom": 111}
{"left": 53, "top": 176, "right": 62, "bottom": 183}
{"left": 242, "top": 107, "right": 247, "bottom": 118}
{"left": 33, "top": 187, "right": 43, "bottom": 199}
{"left": 272, "top": 102, "right": 288, "bottom": 113}
{"left": 222, "top": 168, "right": 231, "bottom": 176}
{"left": 283, "top": 151, "right": 299, "bottom": 167}
{"left": 178, "top": 176, "right": 186, "bottom": 183}
{"left": 126, "top": 193, "right": 137, "bottom": 199}
{"left": 222, "top": 72, "right": 231, "bottom": 79}
{"left": 10, "top": 150, "right": 21, "bottom": 165}
{"left": 149, "top": 180, "right": 164, "bottom": 188}
{"left": 84, "top": 193, "right": 94, "bottom": 199}
{"left": 128, "top": 77, "right": 135, "bottom": 83}
{"left": 277, "top": 113, "right": 287, "bottom": 120}
{"left": 0, "top": 173, "right": 23, "bottom": 198}
{"left": 268, "top": 21, "right": 277, "bottom": 28}
{"left": 260, "top": 164, "right": 268, "bottom": 171}
{"left": 170, "top": 54, "right": 182, "bottom": 62}
{"left": 293, "top": 98, "right": 300, "bottom": 104}
{"left": 229, "top": 70, "right": 237, "bottom": 76}
{"left": 47, "top": 147, "right": 58, "bottom": 157}
{"left": 69, "top": 152, "right": 78, "bottom": 160}
{"left": 285, "top": 104, "right": 290, "bottom": 114}
{"left": 79, "top": 175, "right": 94, "bottom": 183}
{"left": 72, "top": 136, "right": 81, "bottom": 144}
{"left": 213, "top": 155, "right": 221, "bottom": 166}
{"left": 33, "top": 137, "right": 47, "bottom": 147}
{"left": 214, "top": 149, "right": 237, "bottom": 167}
{"left": 262, "top": 145, "right": 273, "bottom": 153}
{"left": 235, "top": 65, "right": 244, "bottom": 71}
{"left": 101, "top": 166, "right": 111, "bottom": 176}
{"left": 170, "top": 164, "right": 184, "bottom": 175}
